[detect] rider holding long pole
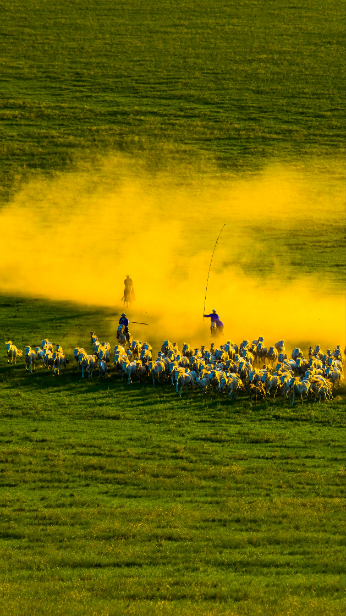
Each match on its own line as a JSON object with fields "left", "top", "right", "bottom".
{"left": 203, "top": 309, "right": 224, "bottom": 337}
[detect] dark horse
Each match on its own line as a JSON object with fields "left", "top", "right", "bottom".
{"left": 210, "top": 322, "right": 223, "bottom": 339}
{"left": 122, "top": 287, "right": 135, "bottom": 308}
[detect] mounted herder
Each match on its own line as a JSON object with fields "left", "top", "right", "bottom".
{"left": 117, "top": 313, "right": 133, "bottom": 346}
{"left": 122, "top": 275, "right": 135, "bottom": 308}
{"left": 204, "top": 309, "right": 224, "bottom": 338}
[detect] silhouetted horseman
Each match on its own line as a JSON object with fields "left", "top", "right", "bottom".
{"left": 122, "top": 275, "right": 135, "bottom": 307}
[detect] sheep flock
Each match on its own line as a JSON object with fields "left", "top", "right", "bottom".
{"left": 5, "top": 334, "right": 345, "bottom": 406}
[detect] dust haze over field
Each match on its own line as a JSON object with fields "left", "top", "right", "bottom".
{"left": 1, "top": 154, "right": 345, "bottom": 348}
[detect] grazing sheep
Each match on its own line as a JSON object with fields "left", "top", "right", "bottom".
{"left": 224, "top": 376, "right": 245, "bottom": 400}
{"left": 249, "top": 382, "right": 267, "bottom": 403}
{"left": 140, "top": 348, "right": 152, "bottom": 365}
{"left": 79, "top": 354, "right": 97, "bottom": 379}
{"left": 176, "top": 371, "right": 193, "bottom": 397}
{"left": 267, "top": 347, "right": 278, "bottom": 365}
{"left": 35, "top": 347, "right": 46, "bottom": 366}
{"left": 275, "top": 340, "right": 285, "bottom": 353}
{"left": 142, "top": 342, "right": 152, "bottom": 352}
{"left": 52, "top": 351, "right": 68, "bottom": 375}
{"left": 9, "top": 331, "right": 343, "bottom": 408}
{"left": 182, "top": 343, "right": 194, "bottom": 358}
{"left": 41, "top": 339, "right": 53, "bottom": 352}
{"left": 6, "top": 341, "right": 23, "bottom": 364}
{"left": 291, "top": 348, "right": 303, "bottom": 361}
{"left": 265, "top": 375, "right": 281, "bottom": 398}
{"left": 161, "top": 340, "right": 174, "bottom": 356}
{"left": 125, "top": 360, "right": 142, "bottom": 384}
{"left": 25, "top": 346, "right": 36, "bottom": 372}
{"left": 131, "top": 340, "right": 142, "bottom": 358}
{"left": 290, "top": 378, "right": 311, "bottom": 406}
{"left": 98, "top": 360, "right": 107, "bottom": 378}
{"left": 149, "top": 360, "right": 166, "bottom": 385}
{"left": 90, "top": 331, "right": 98, "bottom": 344}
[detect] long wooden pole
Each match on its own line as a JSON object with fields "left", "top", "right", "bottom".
{"left": 203, "top": 224, "right": 226, "bottom": 320}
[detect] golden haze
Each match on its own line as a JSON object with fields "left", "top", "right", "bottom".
{"left": 1, "top": 155, "right": 345, "bottom": 349}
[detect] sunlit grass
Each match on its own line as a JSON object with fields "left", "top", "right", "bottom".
{"left": 0, "top": 295, "right": 345, "bottom": 615}
{"left": 1, "top": 0, "right": 345, "bottom": 612}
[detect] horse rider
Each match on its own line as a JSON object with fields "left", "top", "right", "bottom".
{"left": 124, "top": 275, "right": 133, "bottom": 291}
{"left": 203, "top": 309, "right": 224, "bottom": 335}
{"left": 119, "top": 313, "right": 129, "bottom": 335}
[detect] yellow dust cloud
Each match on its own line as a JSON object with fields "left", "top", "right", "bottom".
{"left": 0, "top": 154, "right": 345, "bottom": 350}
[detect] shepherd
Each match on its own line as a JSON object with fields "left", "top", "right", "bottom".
{"left": 204, "top": 309, "right": 224, "bottom": 338}
{"left": 122, "top": 275, "right": 136, "bottom": 307}
{"left": 124, "top": 275, "right": 133, "bottom": 292}
{"left": 119, "top": 312, "right": 129, "bottom": 335}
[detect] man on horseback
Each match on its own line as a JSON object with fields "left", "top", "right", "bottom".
{"left": 124, "top": 275, "right": 133, "bottom": 291}
{"left": 204, "top": 309, "right": 224, "bottom": 338}
{"left": 119, "top": 313, "right": 129, "bottom": 334}
{"left": 117, "top": 312, "right": 132, "bottom": 345}
{"left": 123, "top": 275, "right": 135, "bottom": 306}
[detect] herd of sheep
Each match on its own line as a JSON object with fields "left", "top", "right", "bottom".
{"left": 5, "top": 334, "right": 345, "bottom": 405}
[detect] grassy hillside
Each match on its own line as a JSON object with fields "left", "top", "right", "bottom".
{"left": 0, "top": 295, "right": 345, "bottom": 615}
{"left": 1, "top": 1, "right": 345, "bottom": 613}
{"left": 1, "top": 0, "right": 345, "bottom": 198}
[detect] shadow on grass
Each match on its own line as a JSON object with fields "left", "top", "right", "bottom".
{"left": 1, "top": 363, "right": 345, "bottom": 422}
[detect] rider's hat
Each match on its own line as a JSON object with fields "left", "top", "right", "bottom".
{"left": 212, "top": 309, "right": 216, "bottom": 312}
{"left": 121, "top": 313, "right": 126, "bottom": 317}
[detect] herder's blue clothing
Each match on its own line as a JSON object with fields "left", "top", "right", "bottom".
{"left": 204, "top": 313, "right": 219, "bottom": 323}
{"left": 119, "top": 316, "right": 129, "bottom": 333}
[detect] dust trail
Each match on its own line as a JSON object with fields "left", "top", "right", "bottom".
{"left": 1, "top": 154, "right": 345, "bottom": 348}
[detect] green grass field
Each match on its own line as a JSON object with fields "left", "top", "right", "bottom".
{"left": 1, "top": 296, "right": 345, "bottom": 615}
{"left": 1, "top": 0, "right": 345, "bottom": 199}
{"left": 1, "top": 0, "right": 345, "bottom": 614}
